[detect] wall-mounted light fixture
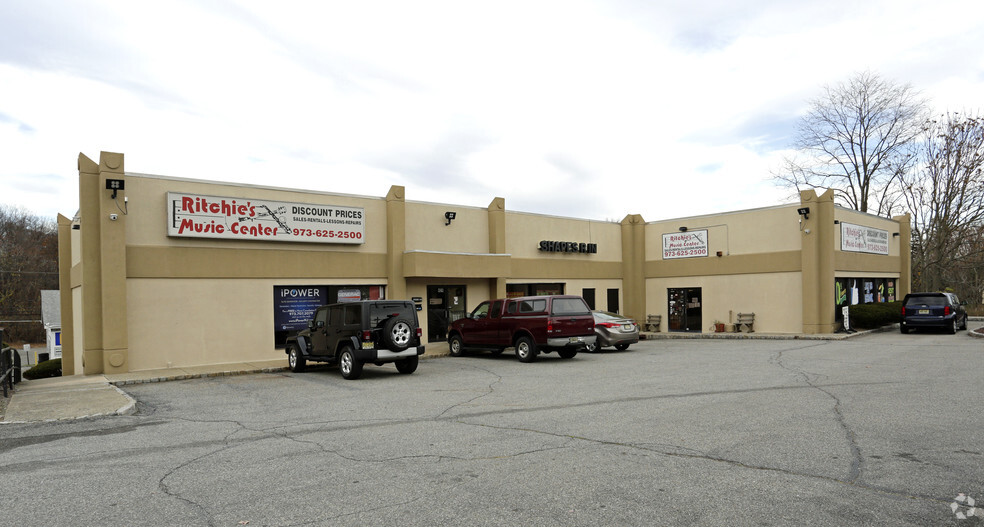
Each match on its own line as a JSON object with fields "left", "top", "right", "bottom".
{"left": 833, "top": 220, "right": 840, "bottom": 224}
{"left": 106, "top": 178, "right": 125, "bottom": 199}
{"left": 893, "top": 232, "right": 900, "bottom": 237}
{"left": 678, "top": 226, "right": 688, "bottom": 232}
{"left": 444, "top": 211, "right": 456, "bottom": 226}
{"left": 796, "top": 207, "right": 810, "bottom": 220}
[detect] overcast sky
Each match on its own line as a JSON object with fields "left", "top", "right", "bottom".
{"left": 2, "top": 0, "right": 982, "bottom": 223}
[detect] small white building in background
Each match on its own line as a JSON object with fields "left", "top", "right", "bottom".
{"left": 40, "top": 290, "right": 61, "bottom": 360}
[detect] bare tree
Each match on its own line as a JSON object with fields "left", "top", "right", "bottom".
{"left": 775, "top": 71, "right": 927, "bottom": 214}
{"left": 900, "top": 112, "right": 984, "bottom": 301}
{"left": 0, "top": 205, "right": 59, "bottom": 343}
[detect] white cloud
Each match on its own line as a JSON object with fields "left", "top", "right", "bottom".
{"left": 1, "top": 0, "right": 982, "bottom": 222}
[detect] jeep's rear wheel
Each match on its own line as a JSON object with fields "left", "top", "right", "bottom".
{"left": 339, "top": 347, "right": 363, "bottom": 380}
{"left": 395, "top": 355, "right": 418, "bottom": 374}
{"left": 288, "top": 345, "right": 306, "bottom": 373}
{"left": 948, "top": 318, "right": 957, "bottom": 335}
{"left": 448, "top": 334, "right": 465, "bottom": 357}
{"left": 515, "top": 336, "right": 537, "bottom": 363}
{"left": 382, "top": 317, "right": 413, "bottom": 351}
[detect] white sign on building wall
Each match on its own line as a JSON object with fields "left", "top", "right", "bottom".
{"left": 167, "top": 192, "right": 365, "bottom": 244}
{"left": 840, "top": 222, "right": 889, "bottom": 255}
{"left": 662, "top": 230, "right": 708, "bottom": 259}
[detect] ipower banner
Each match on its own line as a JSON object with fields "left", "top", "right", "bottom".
{"left": 167, "top": 192, "right": 365, "bottom": 244}
{"left": 274, "top": 286, "right": 329, "bottom": 332}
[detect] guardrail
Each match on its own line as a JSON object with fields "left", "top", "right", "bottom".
{"left": 1, "top": 328, "right": 23, "bottom": 398}
{"left": 1, "top": 346, "right": 21, "bottom": 398}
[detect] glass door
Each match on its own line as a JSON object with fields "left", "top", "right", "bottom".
{"left": 426, "top": 285, "right": 466, "bottom": 342}
{"left": 668, "top": 287, "right": 702, "bottom": 332}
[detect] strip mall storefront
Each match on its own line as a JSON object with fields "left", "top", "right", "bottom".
{"left": 58, "top": 152, "right": 911, "bottom": 375}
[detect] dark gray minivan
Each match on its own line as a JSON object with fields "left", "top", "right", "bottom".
{"left": 900, "top": 292, "right": 968, "bottom": 334}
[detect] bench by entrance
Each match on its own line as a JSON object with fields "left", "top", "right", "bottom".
{"left": 736, "top": 312, "right": 755, "bottom": 333}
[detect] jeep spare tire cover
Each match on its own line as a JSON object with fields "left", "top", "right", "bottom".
{"left": 382, "top": 317, "right": 413, "bottom": 351}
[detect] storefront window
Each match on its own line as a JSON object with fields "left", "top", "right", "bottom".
{"left": 273, "top": 284, "right": 385, "bottom": 347}
{"left": 834, "top": 278, "right": 896, "bottom": 320}
{"left": 507, "top": 283, "right": 565, "bottom": 297}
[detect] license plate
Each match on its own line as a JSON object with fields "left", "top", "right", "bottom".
{"left": 569, "top": 337, "right": 582, "bottom": 343}
{"left": 918, "top": 309, "right": 929, "bottom": 315}
{"left": 361, "top": 341, "right": 374, "bottom": 349}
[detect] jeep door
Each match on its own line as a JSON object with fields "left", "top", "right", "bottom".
{"left": 309, "top": 307, "right": 330, "bottom": 355}
{"left": 326, "top": 304, "right": 359, "bottom": 356}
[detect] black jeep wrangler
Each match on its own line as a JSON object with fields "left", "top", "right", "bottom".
{"left": 285, "top": 300, "right": 425, "bottom": 380}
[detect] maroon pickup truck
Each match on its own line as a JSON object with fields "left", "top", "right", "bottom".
{"left": 447, "top": 295, "right": 596, "bottom": 362}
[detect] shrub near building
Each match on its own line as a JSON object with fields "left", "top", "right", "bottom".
{"left": 24, "top": 359, "right": 62, "bottom": 380}
{"left": 847, "top": 302, "right": 902, "bottom": 329}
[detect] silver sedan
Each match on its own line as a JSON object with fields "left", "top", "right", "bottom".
{"left": 585, "top": 310, "right": 639, "bottom": 352}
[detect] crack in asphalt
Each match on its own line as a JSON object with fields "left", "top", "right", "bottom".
{"left": 768, "top": 343, "right": 864, "bottom": 484}
{"left": 0, "top": 420, "right": 166, "bottom": 454}
{"left": 454, "top": 415, "right": 950, "bottom": 506}
{"left": 434, "top": 363, "right": 503, "bottom": 419}
{"left": 158, "top": 443, "right": 239, "bottom": 527}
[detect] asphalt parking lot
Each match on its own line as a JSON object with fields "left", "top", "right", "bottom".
{"left": 2, "top": 327, "right": 983, "bottom": 526}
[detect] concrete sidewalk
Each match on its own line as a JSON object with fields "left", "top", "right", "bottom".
{"left": 0, "top": 359, "right": 292, "bottom": 424}
{"left": 0, "top": 345, "right": 454, "bottom": 424}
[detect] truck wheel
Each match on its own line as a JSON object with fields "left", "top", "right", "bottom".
{"left": 288, "top": 345, "right": 306, "bottom": 373}
{"left": 515, "top": 336, "right": 538, "bottom": 363}
{"left": 585, "top": 340, "right": 598, "bottom": 352}
{"left": 558, "top": 349, "right": 577, "bottom": 359}
{"left": 448, "top": 334, "right": 465, "bottom": 357}
{"left": 900, "top": 324, "right": 909, "bottom": 334}
{"left": 614, "top": 343, "right": 630, "bottom": 351}
{"left": 395, "top": 356, "right": 418, "bottom": 374}
{"left": 382, "top": 317, "right": 413, "bottom": 351}
{"left": 339, "top": 347, "right": 363, "bottom": 380}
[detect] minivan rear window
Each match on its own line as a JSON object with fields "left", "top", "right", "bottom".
{"left": 551, "top": 297, "right": 590, "bottom": 315}
{"left": 905, "top": 296, "right": 946, "bottom": 306}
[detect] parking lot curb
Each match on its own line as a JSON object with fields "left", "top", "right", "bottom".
{"left": 108, "top": 366, "right": 290, "bottom": 386}
{"left": 640, "top": 326, "right": 889, "bottom": 341}
{"left": 108, "top": 352, "right": 450, "bottom": 387}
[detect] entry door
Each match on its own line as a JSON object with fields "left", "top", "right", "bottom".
{"left": 668, "top": 288, "right": 702, "bottom": 332}
{"left": 582, "top": 288, "right": 596, "bottom": 310}
{"left": 427, "top": 285, "right": 467, "bottom": 342}
{"left": 607, "top": 288, "right": 620, "bottom": 314}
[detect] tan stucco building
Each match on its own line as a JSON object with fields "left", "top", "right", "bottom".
{"left": 58, "top": 151, "right": 911, "bottom": 376}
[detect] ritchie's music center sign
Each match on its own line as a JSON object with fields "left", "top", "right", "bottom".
{"left": 166, "top": 192, "right": 365, "bottom": 244}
